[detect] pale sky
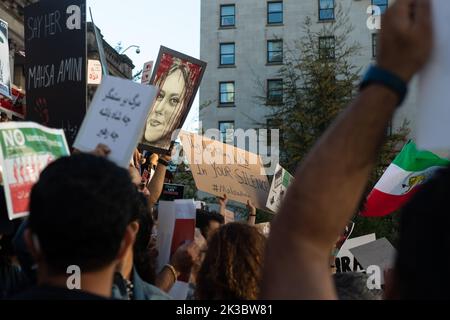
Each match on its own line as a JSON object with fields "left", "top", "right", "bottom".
{"left": 86, "top": 0, "right": 201, "bottom": 131}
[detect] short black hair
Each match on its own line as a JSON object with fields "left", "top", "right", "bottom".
{"left": 29, "top": 154, "right": 137, "bottom": 274}
{"left": 396, "top": 166, "right": 450, "bottom": 299}
{"left": 196, "top": 209, "right": 224, "bottom": 239}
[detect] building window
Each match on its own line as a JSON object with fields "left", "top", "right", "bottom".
{"left": 372, "top": 33, "right": 378, "bottom": 58}
{"left": 319, "top": 0, "right": 335, "bottom": 21}
{"left": 219, "top": 121, "right": 235, "bottom": 143}
{"left": 319, "top": 36, "right": 335, "bottom": 60}
{"left": 267, "top": 40, "right": 283, "bottom": 64}
{"left": 220, "top": 4, "right": 235, "bottom": 27}
{"left": 268, "top": 1, "right": 283, "bottom": 24}
{"left": 372, "top": 0, "right": 388, "bottom": 14}
{"left": 219, "top": 82, "right": 235, "bottom": 105}
{"left": 267, "top": 79, "right": 283, "bottom": 104}
{"left": 220, "top": 43, "right": 235, "bottom": 66}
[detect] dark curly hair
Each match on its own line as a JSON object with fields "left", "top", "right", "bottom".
{"left": 196, "top": 223, "right": 266, "bottom": 300}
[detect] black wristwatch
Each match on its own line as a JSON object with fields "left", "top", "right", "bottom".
{"left": 360, "top": 65, "right": 408, "bottom": 107}
{"left": 158, "top": 158, "right": 169, "bottom": 167}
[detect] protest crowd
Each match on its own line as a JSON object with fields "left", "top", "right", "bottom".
{"left": 0, "top": 0, "right": 448, "bottom": 301}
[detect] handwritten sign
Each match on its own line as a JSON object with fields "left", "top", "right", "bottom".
{"left": 417, "top": 1, "right": 450, "bottom": 151}
{"left": 179, "top": 131, "right": 270, "bottom": 210}
{"left": 87, "top": 59, "right": 102, "bottom": 85}
{"left": 0, "top": 19, "right": 11, "bottom": 99}
{"left": 74, "top": 76, "right": 158, "bottom": 168}
{"left": 0, "top": 122, "right": 70, "bottom": 220}
{"left": 266, "top": 164, "right": 294, "bottom": 213}
{"left": 25, "top": 0, "right": 87, "bottom": 146}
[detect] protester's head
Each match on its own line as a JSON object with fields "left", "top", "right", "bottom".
{"left": 333, "top": 272, "right": 382, "bottom": 300}
{"left": 26, "top": 154, "right": 137, "bottom": 276}
{"left": 196, "top": 223, "right": 266, "bottom": 300}
{"left": 195, "top": 209, "right": 224, "bottom": 241}
{"left": 389, "top": 166, "right": 450, "bottom": 299}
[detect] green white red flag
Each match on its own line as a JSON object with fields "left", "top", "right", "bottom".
{"left": 361, "top": 141, "right": 450, "bottom": 217}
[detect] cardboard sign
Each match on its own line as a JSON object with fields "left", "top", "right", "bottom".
{"left": 25, "top": 0, "right": 87, "bottom": 146}
{"left": 266, "top": 164, "right": 294, "bottom": 213}
{"left": 140, "top": 47, "right": 207, "bottom": 155}
{"left": 349, "top": 238, "right": 397, "bottom": 284}
{"left": 179, "top": 131, "right": 270, "bottom": 210}
{"left": 74, "top": 76, "right": 158, "bottom": 168}
{"left": 335, "top": 234, "right": 376, "bottom": 273}
{"left": 87, "top": 60, "right": 102, "bottom": 85}
{"left": 417, "top": 1, "right": 450, "bottom": 151}
{"left": 141, "top": 61, "right": 154, "bottom": 85}
{"left": 0, "top": 19, "right": 11, "bottom": 99}
{"left": 0, "top": 122, "right": 70, "bottom": 220}
{"left": 160, "top": 183, "right": 185, "bottom": 201}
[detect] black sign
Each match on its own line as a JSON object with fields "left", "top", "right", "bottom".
{"left": 25, "top": 0, "right": 87, "bottom": 146}
{"left": 160, "top": 183, "right": 185, "bottom": 201}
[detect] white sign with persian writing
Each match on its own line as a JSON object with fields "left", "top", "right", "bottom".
{"left": 74, "top": 76, "right": 158, "bottom": 168}
{"left": 179, "top": 131, "right": 270, "bottom": 210}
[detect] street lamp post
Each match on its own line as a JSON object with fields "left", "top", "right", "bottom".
{"left": 120, "top": 45, "right": 141, "bottom": 55}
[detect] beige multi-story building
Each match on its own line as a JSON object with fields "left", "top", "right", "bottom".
{"left": 200, "top": 0, "right": 418, "bottom": 143}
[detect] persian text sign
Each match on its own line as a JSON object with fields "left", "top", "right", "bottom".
{"left": 0, "top": 122, "right": 70, "bottom": 220}
{"left": 179, "top": 131, "right": 270, "bottom": 210}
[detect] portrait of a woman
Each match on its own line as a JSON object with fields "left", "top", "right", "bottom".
{"left": 141, "top": 48, "right": 206, "bottom": 153}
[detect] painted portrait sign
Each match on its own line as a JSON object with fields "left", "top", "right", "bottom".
{"left": 140, "top": 47, "right": 206, "bottom": 154}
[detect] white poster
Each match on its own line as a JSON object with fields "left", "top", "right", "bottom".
{"left": 0, "top": 19, "right": 11, "bottom": 99}
{"left": 266, "top": 164, "right": 294, "bottom": 213}
{"left": 336, "top": 234, "right": 376, "bottom": 273}
{"left": 87, "top": 59, "right": 102, "bottom": 85}
{"left": 416, "top": 0, "right": 450, "bottom": 151}
{"left": 74, "top": 76, "right": 158, "bottom": 168}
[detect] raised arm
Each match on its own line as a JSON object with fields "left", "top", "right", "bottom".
{"left": 261, "top": 0, "right": 432, "bottom": 299}
{"left": 147, "top": 154, "right": 171, "bottom": 206}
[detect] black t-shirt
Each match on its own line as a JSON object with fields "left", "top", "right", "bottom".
{"left": 10, "top": 285, "right": 110, "bottom": 300}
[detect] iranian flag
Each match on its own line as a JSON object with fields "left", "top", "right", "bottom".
{"left": 361, "top": 141, "right": 450, "bottom": 217}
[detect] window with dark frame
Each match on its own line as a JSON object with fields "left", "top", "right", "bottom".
{"left": 219, "top": 121, "right": 235, "bottom": 143}
{"left": 267, "top": 40, "right": 283, "bottom": 64}
{"left": 220, "top": 4, "right": 235, "bottom": 27}
{"left": 268, "top": 1, "right": 283, "bottom": 24}
{"left": 319, "top": 0, "right": 335, "bottom": 21}
{"left": 220, "top": 43, "right": 235, "bottom": 66}
{"left": 267, "top": 79, "right": 283, "bottom": 104}
{"left": 219, "top": 82, "right": 235, "bottom": 105}
{"left": 372, "top": 33, "right": 378, "bottom": 58}
{"left": 372, "top": 0, "right": 388, "bottom": 14}
{"left": 319, "top": 36, "right": 335, "bottom": 60}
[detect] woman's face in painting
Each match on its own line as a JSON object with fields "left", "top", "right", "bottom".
{"left": 145, "top": 68, "right": 186, "bottom": 144}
